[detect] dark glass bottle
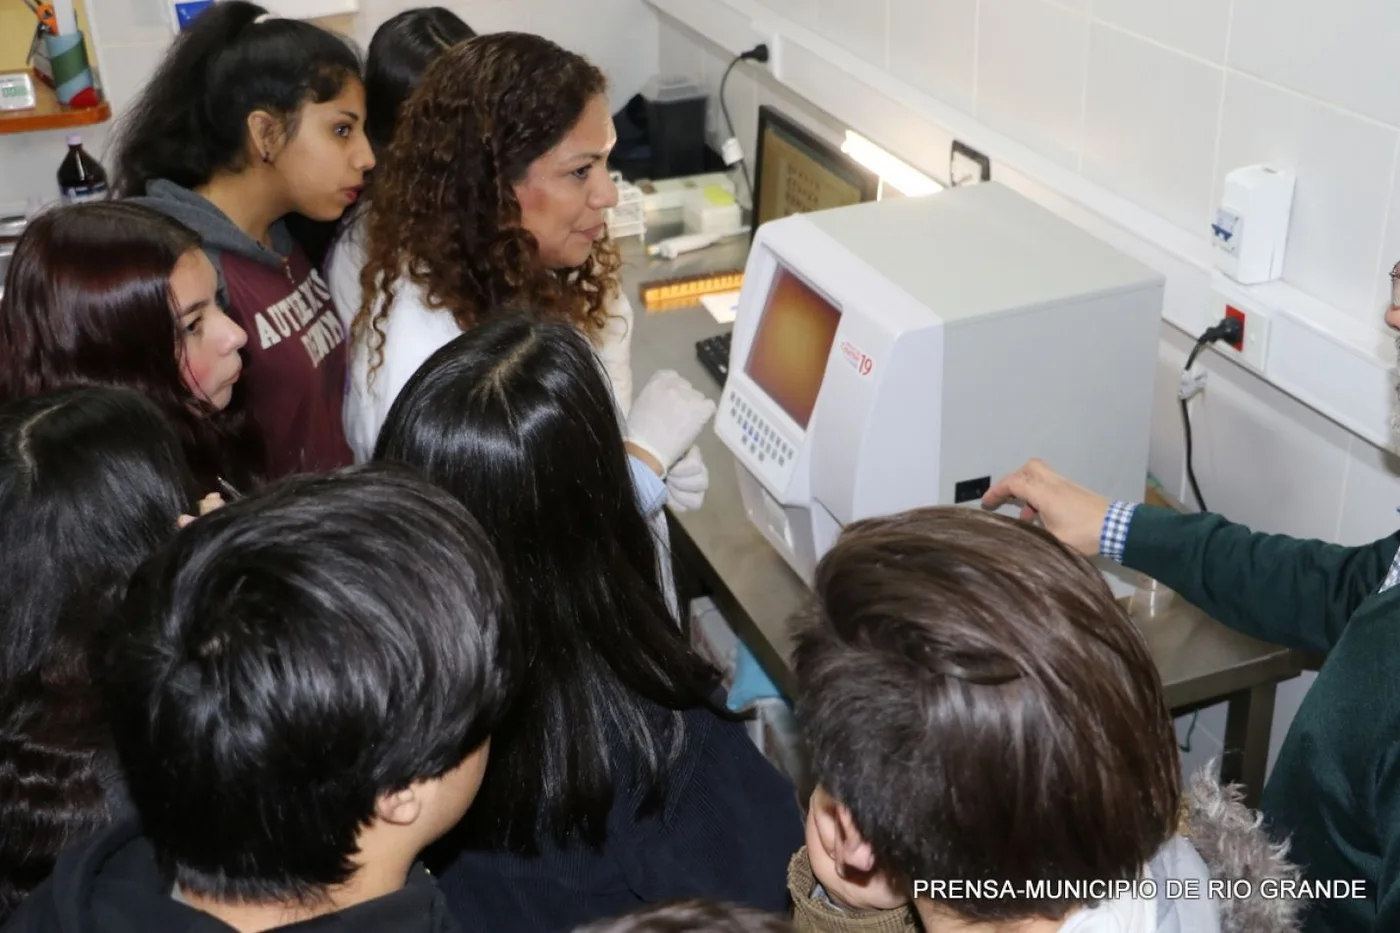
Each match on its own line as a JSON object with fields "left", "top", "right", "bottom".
{"left": 57, "top": 134, "right": 109, "bottom": 205}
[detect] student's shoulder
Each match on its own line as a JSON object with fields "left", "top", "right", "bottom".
{"left": 3, "top": 822, "right": 155, "bottom": 932}
{"left": 674, "top": 705, "right": 801, "bottom": 820}
{"left": 1333, "top": 581, "right": 1400, "bottom": 662}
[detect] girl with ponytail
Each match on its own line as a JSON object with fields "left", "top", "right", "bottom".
{"left": 112, "top": 2, "right": 374, "bottom": 479}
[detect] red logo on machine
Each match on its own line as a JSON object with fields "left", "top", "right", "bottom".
{"left": 840, "top": 340, "right": 875, "bottom": 377}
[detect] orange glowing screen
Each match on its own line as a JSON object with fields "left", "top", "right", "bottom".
{"left": 743, "top": 265, "right": 842, "bottom": 429}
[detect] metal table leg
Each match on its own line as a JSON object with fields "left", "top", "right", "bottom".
{"left": 1220, "top": 683, "right": 1277, "bottom": 809}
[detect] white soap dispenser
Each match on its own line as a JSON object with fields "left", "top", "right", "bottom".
{"left": 1211, "top": 165, "right": 1295, "bottom": 285}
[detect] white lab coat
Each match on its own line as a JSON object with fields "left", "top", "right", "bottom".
{"left": 325, "top": 218, "right": 676, "bottom": 614}
{"left": 326, "top": 215, "right": 637, "bottom": 461}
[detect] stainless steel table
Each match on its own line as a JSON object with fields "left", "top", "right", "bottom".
{"left": 619, "top": 230, "right": 1304, "bottom": 806}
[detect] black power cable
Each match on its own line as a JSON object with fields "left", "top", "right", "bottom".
{"left": 1180, "top": 317, "right": 1244, "bottom": 514}
{"left": 718, "top": 44, "right": 769, "bottom": 209}
{"left": 1175, "top": 315, "right": 1242, "bottom": 755}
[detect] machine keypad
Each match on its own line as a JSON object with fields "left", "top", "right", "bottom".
{"left": 728, "top": 396, "right": 792, "bottom": 470}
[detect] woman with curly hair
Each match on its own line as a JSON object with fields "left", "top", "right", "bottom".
{"left": 328, "top": 32, "right": 712, "bottom": 510}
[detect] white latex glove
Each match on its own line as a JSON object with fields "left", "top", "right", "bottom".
{"left": 626, "top": 370, "right": 716, "bottom": 474}
{"left": 666, "top": 445, "right": 709, "bottom": 512}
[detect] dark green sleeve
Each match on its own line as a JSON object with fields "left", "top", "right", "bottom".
{"left": 1371, "top": 713, "right": 1400, "bottom": 931}
{"left": 1122, "top": 506, "right": 1400, "bottom": 655}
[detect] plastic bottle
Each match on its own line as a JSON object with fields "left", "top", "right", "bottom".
{"left": 57, "top": 135, "right": 108, "bottom": 205}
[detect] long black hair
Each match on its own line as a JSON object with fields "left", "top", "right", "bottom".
{"left": 302, "top": 7, "right": 472, "bottom": 265}
{"left": 375, "top": 315, "right": 731, "bottom": 852}
{"left": 0, "top": 386, "right": 199, "bottom": 920}
{"left": 111, "top": 1, "right": 360, "bottom": 196}
{"left": 0, "top": 202, "right": 262, "bottom": 490}
{"left": 365, "top": 7, "right": 474, "bottom": 153}
{"left": 0, "top": 387, "right": 199, "bottom": 686}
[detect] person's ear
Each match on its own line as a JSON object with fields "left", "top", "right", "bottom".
{"left": 810, "top": 787, "right": 877, "bottom": 875}
{"left": 374, "top": 786, "right": 421, "bottom": 827}
{"left": 246, "top": 110, "right": 284, "bottom": 165}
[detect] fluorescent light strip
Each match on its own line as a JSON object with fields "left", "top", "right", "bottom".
{"left": 840, "top": 131, "right": 942, "bottom": 197}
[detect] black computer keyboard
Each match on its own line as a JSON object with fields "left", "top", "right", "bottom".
{"left": 696, "top": 331, "right": 732, "bottom": 387}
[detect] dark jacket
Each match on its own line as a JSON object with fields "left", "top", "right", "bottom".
{"left": 131, "top": 180, "right": 353, "bottom": 479}
{"left": 434, "top": 705, "right": 805, "bottom": 932}
{"left": 2, "top": 821, "right": 458, "bottom": 933}
{"left": 1124, "top": 506, "right": 1400, "bottom": 932}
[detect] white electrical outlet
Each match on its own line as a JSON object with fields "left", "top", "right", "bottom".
{"left": 1207, "top": 279, "right": 1272, "bottom": 373}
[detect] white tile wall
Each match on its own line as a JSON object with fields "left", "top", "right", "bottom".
{"left": 94, "top": 41, "right": 166, "bottom": 114}
{"left": 1339, "top": 433, "right": 1400, "bottom": 545}
{"left": 432, "top": 0, "right": 526, "bottom": 40}
{"left": 1229, "top": 0, "right": 1400, "bottom": 129}
{"left": 1190, "top": 351, "right": 1354, "bottom": 541}
{"left": 87, "top": 0, "right": 168, "bottom": 44}
{"left": 779, "top": 39, "right": 954, "bottom": 182}
{"left": 974, "top": 0, "right": 1088, "bottom": 170}
{"left": 813, "top": 0, "right": 887, "bottom": 68}
{"left": 1091, "top": 0, "right": 1230, "bottom": 64}
{"left": 759, "top": 0, "right": 816, "bottom": 32}
{"left": 1081, "top": 24, "right": 1222, "bottom": 236}
{"left": 659, "top": 15, "right": 707, "bottom": 85}
{"left": 887, "top": 0, "right": 977, "bottom": 116}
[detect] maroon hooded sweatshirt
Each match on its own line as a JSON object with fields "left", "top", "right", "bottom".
{"left": 134, "top": 179, "right": 352, "bottom": 479}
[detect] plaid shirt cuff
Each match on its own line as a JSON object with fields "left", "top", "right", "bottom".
{"left": 1099, "top": 501, "right": 1138, "bottom": 563}
{"left": 1381, "top": 548, "right": 1400, "bottom": 594}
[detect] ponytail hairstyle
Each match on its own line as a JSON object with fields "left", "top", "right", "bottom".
{"left": 111, "top": 1, "right": 360, "bottom": 196}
